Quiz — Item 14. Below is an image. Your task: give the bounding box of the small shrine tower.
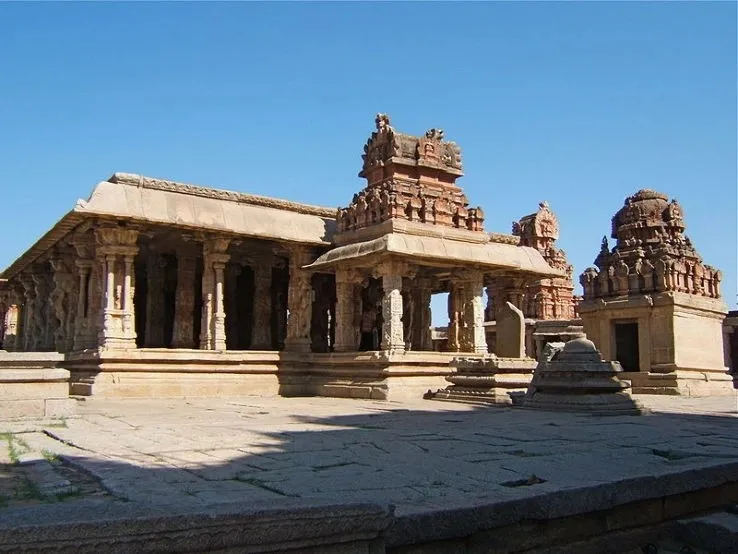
[579,189,729,395]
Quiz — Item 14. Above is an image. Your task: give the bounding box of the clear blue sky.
[1,2,736,324]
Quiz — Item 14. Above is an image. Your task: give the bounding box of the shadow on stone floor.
[0,400,737,553]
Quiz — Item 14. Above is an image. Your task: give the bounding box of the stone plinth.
[428,355,537,405]
[523,338,644,415]
[0,352,75,419]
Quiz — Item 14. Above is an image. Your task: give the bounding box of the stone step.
[675,509,738,552]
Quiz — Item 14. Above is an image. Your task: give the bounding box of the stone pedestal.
[200,238,230,351]
[523,338,644,415]
[284,246,313,353]
[429,355,537,405]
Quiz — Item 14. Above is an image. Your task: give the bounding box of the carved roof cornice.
[109,173,337,219]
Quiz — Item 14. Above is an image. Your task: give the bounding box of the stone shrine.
[523,337,644,415]
[579,189,730,395]
[0,114,562,403]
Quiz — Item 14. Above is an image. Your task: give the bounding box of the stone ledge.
[0,501,392,554]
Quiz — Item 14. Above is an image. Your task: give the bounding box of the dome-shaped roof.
[611,189,685,242]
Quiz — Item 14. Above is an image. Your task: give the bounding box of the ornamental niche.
[580,189,721,300]
[337,114,484,234]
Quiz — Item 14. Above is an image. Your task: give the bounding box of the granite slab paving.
[1,394,737,520]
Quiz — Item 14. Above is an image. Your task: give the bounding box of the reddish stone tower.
[512,201,577,320]
[336,114,485,235]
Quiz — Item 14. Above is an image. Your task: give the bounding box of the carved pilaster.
[172,251,197,348]
[251,256,274,350]
[334,268,363,352]
[284,246,314,353]
[200,237,231,350]
[95,226,139,350]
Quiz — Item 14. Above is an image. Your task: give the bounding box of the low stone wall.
[0,352,75,419]
[0,501,392,553]
[0,462,736,552]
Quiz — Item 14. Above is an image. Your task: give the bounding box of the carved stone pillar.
[199,238,231,350]
[172,251,197,348]
[2,286,21,351]
[412,277,433,351]
[458,271,487,354]
[251,256,273,350]
[49,256,76,352]
[95,226,139,350]
[334,268,362,352]
[377,262,405,353]
[19,275,36,352]
[284,246,314,353]
[31,272,54,351]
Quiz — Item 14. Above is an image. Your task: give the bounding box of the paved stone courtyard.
[1,394,737,518]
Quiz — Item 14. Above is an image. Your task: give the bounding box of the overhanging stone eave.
[0,208,89,280]
[304,233,564,279]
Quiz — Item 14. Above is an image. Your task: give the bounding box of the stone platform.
[0,352,76,419]
[428,355,537,405]
[63,349,461,401]
[0,394,737,552]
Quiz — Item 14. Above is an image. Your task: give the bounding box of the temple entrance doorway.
[614,322,640,372]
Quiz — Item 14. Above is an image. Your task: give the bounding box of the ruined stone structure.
[579,190,730,396]
[0,115,561,401]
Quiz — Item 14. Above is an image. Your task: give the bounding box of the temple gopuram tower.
[579,189,730,396]
[512,201,577,321]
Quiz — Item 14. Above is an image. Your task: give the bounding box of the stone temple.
[0,115,563,405]
[0,115,732,413]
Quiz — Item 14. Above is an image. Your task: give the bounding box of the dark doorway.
[224,263,254,350]
[614,322,640,372]
[134,260,148,348]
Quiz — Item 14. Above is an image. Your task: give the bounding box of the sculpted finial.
[539,200,550,210]
[375,113,392,132]
[425,128,444,140]
[600,235,609,254]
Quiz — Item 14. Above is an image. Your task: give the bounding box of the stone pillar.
[172,251,197,348]
[458,271,487,354]
[49,256,76,352]
[73,259,93,350]
[334,269,362,352]
[447,283,462,353]
[19,275,36,352]
[95,226,139,350]
[2,287,21,351]
[377,262,405,353]
[284,246,314,353]
[251,256,274,350]
[412,277,433,351]
[200,238,231,350]
[31,272,54,351]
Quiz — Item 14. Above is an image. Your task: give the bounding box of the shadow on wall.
[0,403,737,552]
